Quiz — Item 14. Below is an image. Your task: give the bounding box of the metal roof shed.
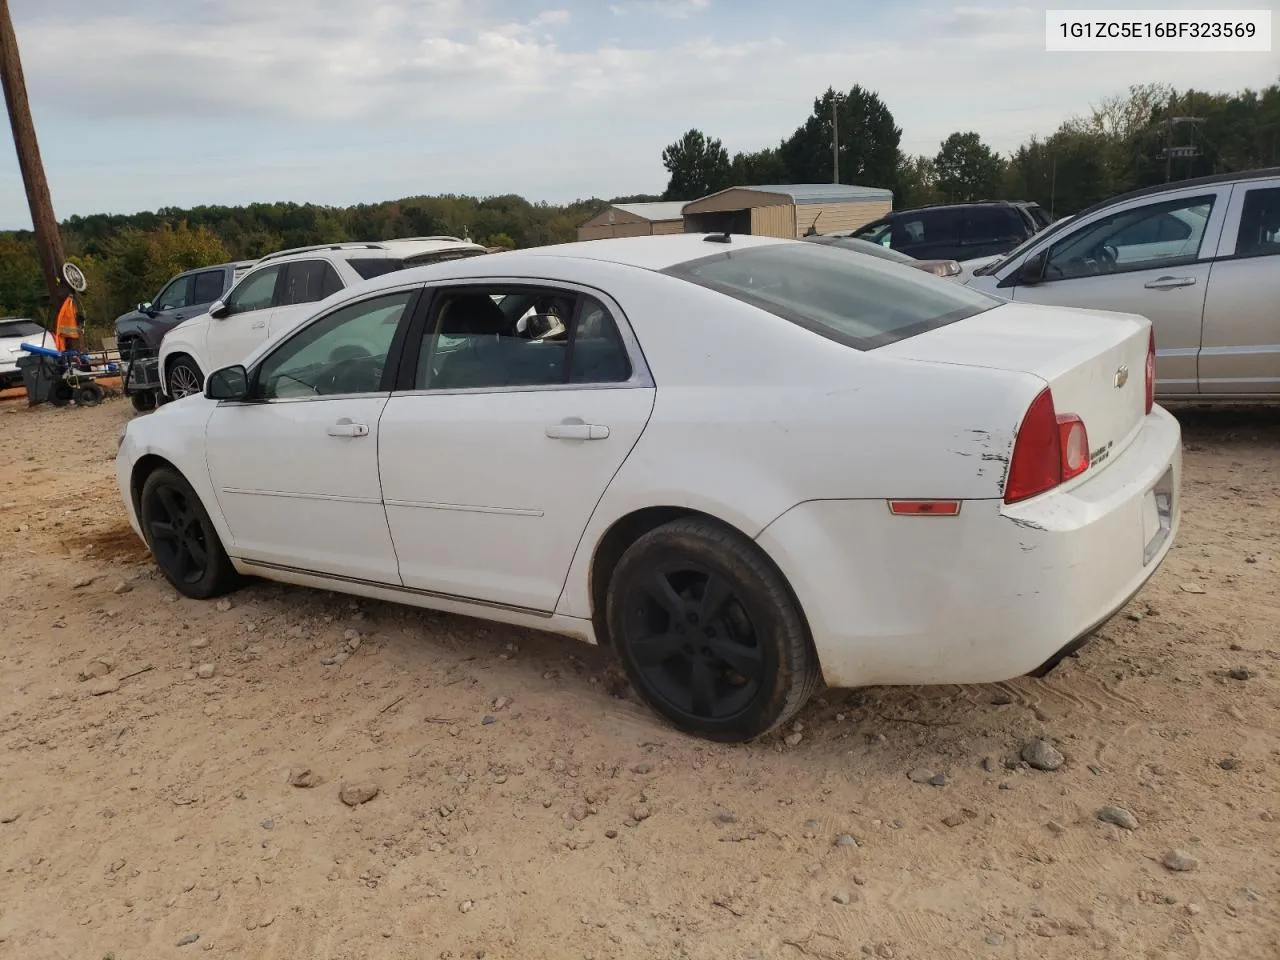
[682,183,894,239]
[577,201,688,241]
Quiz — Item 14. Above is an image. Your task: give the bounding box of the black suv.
[115,260,255,410]
[845,201,1052,263]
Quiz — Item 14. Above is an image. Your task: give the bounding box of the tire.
[49,380,74,407]
[139,466,241,600]
[130,390,158,413]
[606,517,821,742]
[76,383,104,406]
[167,356,204,399]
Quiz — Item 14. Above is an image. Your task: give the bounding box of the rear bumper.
[755,405,1182,688]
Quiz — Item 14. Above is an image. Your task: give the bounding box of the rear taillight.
[1004,388,1089,504]
[1144,327,1155,415]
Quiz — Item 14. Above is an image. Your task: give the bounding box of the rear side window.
[961,208,1025,243]
[665,242,1000,350]
[1235,186,1280,257]
[349,258,407,280]
[191,270,225,304]
[280,260,344,305]
[892,211,958,248]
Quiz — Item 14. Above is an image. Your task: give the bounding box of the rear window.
[349,258,407,280]
[664,242,999,350]
[0,319,45,338]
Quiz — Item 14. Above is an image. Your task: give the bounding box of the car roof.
[486,232,790,271]
[255,237,487,265]
[1069,166,1280,221]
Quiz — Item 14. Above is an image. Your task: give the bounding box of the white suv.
[158,237,489,398]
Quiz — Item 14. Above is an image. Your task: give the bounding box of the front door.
[204,289,420,582]
[1199,179,1280,395]
[1007,188,1230,395]
[378,285,655,612]
[205,263,283,372]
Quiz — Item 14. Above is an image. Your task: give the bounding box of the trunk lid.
[879,301,1151,473]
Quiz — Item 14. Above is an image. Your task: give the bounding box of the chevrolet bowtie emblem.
[1114,365,1129,388]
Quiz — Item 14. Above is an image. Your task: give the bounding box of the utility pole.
[0,0,68,321]
[832,96,839,184]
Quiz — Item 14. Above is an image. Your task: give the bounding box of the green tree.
[778,86,901,186]
[729,147,787,184]
[661,129,732,200]
[894,154,941,208]
[933,132,1006,202]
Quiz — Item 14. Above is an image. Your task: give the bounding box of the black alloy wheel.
[607,517,820,742]
[139,467,240,599]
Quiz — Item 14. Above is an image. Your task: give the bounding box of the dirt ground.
[0,395,1277,960]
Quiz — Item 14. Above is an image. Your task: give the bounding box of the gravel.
[1097,805,1139,830]
[1021,739,1064,771]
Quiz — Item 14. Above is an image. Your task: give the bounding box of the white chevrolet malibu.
[116,233,1181,742]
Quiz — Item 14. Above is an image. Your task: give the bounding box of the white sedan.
[116,233,1182,742]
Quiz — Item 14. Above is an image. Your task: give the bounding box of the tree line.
[1,78,1275,336]
[661,80,1279,215]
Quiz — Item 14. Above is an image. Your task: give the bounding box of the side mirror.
[1014,250,1048,286]
[208,300,228,319]
[205,365,250,401]
[137,301,156,316]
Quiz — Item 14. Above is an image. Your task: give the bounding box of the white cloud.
[610,0,711,18]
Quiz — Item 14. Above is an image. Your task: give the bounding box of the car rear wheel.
[167,356,204,399]
[130,390,158,413]
[140,467,240,599]
[606,517,820,742]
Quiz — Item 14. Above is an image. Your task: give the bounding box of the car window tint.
[962,208,1024,243]
[1235,186,1280,257]
[154,276,191,311]
[224,266,282,315]
[892,211,957,248]
[256,291,414,400]
[666,242,999,350]
[280,260,342,306]
[349,258,407,281]
[0,319,45,338]
[417,288,575,390]
[1045,195,1215,281]
[191,270,225,304]
[569,297,631,384]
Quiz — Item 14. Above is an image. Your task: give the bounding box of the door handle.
[1144,276,1196,290]
[546,421,610,441]
[251,319,266,329]
[327,418,369,438]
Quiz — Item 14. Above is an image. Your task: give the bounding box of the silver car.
[964,168,1280,400]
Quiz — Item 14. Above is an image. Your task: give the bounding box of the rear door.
[1199,178,1280,396]
[377,282,655,613]
[958,207,1029,260]
[1003,185,1231,395]
[188,268,228,318]
[892,210,962,261]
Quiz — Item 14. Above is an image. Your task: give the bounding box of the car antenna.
[704,231,732,244]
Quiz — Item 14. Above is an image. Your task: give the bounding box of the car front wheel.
[167,356,204,399]
[140,466,240,599]
[606,517,820,742]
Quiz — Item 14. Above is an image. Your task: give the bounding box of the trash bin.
[16,353,62,406]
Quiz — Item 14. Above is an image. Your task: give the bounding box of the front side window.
[414,287,632,390]
[255,291,415,400]
[224,265,282,316]
[1235,186,1280,258]
[279,260,343,306]
[154,276,191,311]
[666,242,999,350]
[191,270,225,304]
[1044,195,1215,281]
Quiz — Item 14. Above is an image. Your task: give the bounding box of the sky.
[1,0,1276,228]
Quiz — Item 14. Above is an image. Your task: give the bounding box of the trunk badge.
[1114,365,1129,388]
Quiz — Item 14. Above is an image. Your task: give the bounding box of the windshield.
[850,221,892,245]
[0,319,45,339]
[664,242,1000,350]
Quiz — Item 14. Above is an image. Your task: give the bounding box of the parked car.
[804,233,962,278]
[844,200,1051,263]
[0,317,54,390]
[117,233,1181,742]
[964,168,1280,399]
[157,237,490,398]
[115,260,258,411]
